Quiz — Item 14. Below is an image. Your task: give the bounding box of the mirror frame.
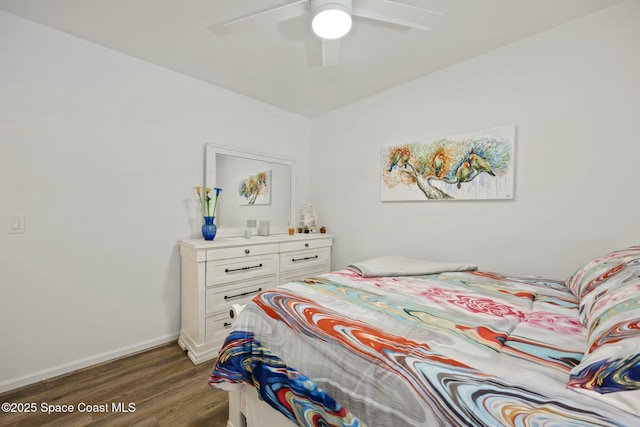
[205,144,296,237]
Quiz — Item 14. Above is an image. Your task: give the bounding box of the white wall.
[0,11,310,392]
[311,1,640,280]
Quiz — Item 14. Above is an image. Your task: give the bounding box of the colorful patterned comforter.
[209,270,639,426]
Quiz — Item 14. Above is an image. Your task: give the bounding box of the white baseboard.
[0,333,179,394]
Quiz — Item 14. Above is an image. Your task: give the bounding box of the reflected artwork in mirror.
[205,144,295,237]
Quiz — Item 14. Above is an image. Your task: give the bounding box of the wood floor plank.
[0,343,228,427]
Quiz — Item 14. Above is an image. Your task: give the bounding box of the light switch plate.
[7,215,25,234]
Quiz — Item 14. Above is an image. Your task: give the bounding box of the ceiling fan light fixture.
[312,0,352,40]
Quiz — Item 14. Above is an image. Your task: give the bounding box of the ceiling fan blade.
[353,0,443,30]
[210,0,309,36]
[304,38,341,67]
[304,38,323,67]
[321,39,341,66]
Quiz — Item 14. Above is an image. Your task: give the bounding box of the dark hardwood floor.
[0,343,228,427]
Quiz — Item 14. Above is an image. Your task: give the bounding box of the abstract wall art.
[238,170,271,205]
[381,124,515,201]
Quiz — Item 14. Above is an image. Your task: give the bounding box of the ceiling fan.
[210,0,443,66]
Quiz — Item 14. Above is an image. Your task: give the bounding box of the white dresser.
[178,233,333,364]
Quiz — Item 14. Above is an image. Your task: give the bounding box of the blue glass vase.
[202,216,217,241]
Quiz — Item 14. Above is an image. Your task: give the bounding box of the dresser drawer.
[279,237,332,253]
[205,311,234,344]
[206,254,278,286]
[280,246,330,273]
[207,243,279,261]
[280,266,330,285]
[206,275,277,315]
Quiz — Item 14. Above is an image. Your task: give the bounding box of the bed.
[209,247,640,426]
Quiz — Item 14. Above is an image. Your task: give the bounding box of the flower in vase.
[195,186,222,217]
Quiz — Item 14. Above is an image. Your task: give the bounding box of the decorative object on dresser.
[201,216,217,241]
[178,233,333,364]
[300,204,319,233]
[195,186,222,240]
[257,220,270,236]
[244,219,256,239]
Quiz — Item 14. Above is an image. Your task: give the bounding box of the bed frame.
[227,387,295,427]
[224,303,295,427]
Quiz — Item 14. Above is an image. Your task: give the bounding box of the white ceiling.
[0,0,623,117]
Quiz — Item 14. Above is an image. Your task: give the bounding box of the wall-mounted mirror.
[205,144,295,236]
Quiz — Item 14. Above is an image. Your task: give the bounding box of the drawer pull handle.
[245,249,250,254]
[224,288,262,301]
[292,255,319,262]
[225,263,263,273]
[224,322,232,328]
[305,243,309,248]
